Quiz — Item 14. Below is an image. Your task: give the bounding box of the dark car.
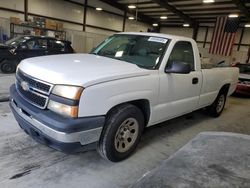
[0,36,74,73]
[233,63,250,96]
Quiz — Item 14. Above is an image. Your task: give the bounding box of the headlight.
[52,85,84,100]
[48,100,78,118]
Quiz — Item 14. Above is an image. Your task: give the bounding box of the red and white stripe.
[209,16,236,56]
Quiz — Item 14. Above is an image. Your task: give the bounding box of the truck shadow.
[231,93,250,99]
[138,109,213,150]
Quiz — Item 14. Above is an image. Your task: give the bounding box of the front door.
[156,41,202,123]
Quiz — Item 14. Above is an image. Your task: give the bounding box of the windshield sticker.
[148,37,168,44]
[115,51,124,57]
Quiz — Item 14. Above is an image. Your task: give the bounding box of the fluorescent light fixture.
[245,24,250,27]
[160,16,167,20]
[128,5,136,9]
[128,16,135,20]
[183,23,190,27]
[152,23,158,27]
[228,14,239,18]
[203,0,215,3]
[96,7,103,11]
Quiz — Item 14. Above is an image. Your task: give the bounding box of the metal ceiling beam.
[159,20,217,24]
[173,2,233,8]
[138,10,174,13]
[138,7,237,12]
[179,7,238,12]
[138,7,238,14]
[136,6,162,10]
[189,12,241,16]
[151,0,196,25]
[99,0,156,24]
[232,0,250,20]
[120,1,154,5]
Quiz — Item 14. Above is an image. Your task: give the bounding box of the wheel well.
[220,84,230,95]
[129,99,150,126]
[107,99,151,127]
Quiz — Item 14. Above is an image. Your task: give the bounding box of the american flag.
[209,16,239,56]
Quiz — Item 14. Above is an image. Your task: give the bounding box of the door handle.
[192,77,199,84]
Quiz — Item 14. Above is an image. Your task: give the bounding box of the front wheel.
[207,92,227,117]
[97,104,144,162]
[0,60,16,73]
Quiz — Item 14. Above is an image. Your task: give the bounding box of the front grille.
[17,83,47,108]
[17,70,51,94]
[16,70,53,109]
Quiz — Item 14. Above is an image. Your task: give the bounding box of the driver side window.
[168,41,195,71]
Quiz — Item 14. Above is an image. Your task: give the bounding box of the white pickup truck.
[10,32,239,162]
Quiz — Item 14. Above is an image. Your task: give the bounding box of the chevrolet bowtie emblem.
[21,81,29,91]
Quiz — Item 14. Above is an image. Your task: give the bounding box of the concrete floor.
[0,73,15,100]
[132,132,250,188]
[0,74,250,187]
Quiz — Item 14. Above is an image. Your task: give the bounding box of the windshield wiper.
[135,64,151,70]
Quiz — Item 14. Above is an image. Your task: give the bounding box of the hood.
[18,54,150,87]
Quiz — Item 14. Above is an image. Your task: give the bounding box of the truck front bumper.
[10,85,105,153]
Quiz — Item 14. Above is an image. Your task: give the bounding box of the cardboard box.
[34,28,41,36]
[57,22,63,30]
[45,19,57,30]
[10,17,21,24]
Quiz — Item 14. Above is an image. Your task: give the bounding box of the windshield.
[92,34,169,69]
[5,36,31,48]
[236,64,250,75]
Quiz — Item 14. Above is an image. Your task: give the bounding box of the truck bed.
[198,67,239,108]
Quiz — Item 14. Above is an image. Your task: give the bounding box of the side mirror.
[165,61,191,74]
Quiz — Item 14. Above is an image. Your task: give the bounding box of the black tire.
[97,104,144,162]
[1,60,16,74]
[207,91,227,117]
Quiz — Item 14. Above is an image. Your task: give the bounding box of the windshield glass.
[92,34,169,69]
[236,64,250,74]
[5,36,31,47]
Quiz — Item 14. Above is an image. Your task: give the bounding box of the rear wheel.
[97,104,144,162]
[207,91,227,117]
[0,60,16,73]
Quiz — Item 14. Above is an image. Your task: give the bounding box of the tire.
[1,60,16,74]
[207,91,227,117]
[97,104,144,162]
